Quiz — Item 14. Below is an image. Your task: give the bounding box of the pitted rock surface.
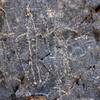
[0,0,100,100]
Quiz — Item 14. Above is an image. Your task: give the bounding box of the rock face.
[0,0,100,100]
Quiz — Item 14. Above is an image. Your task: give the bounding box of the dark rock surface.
[0,0,100,100]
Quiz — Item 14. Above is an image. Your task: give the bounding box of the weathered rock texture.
[0,0,100,100]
